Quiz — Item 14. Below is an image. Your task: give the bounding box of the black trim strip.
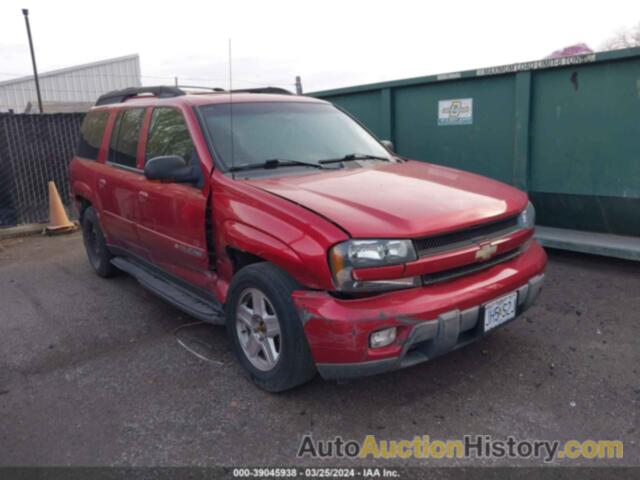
[105,161,143,174]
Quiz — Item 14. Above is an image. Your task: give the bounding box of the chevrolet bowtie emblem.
[475,243,497,261]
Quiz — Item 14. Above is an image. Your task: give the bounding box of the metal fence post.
[513,71,532,192]
[380,88,394,143]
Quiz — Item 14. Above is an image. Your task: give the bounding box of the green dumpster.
[311,48,640,260]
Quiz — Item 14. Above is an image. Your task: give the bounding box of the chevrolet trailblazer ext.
[70,86,546,391]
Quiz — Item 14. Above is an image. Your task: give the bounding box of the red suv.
[70,86,546,391]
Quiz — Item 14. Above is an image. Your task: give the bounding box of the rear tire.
[225,262,316,392]
[81,206,118,278]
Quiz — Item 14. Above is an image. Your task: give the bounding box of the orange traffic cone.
[45,180,77,235]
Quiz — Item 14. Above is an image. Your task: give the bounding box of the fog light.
[370,327,397,348]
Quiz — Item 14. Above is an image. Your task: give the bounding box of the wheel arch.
[71,179,97,223]
[221,220,327,290]
[75,195,92,222]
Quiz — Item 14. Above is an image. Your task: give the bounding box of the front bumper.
[316,273,544,380]
[292,240,547,380]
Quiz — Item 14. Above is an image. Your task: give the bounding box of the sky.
[0,0,638,93]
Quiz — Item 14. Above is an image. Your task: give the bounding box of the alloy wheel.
[235,288,282,371]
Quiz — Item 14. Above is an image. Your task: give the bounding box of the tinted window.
[76,111,109,160]
[108,108,145,168]
[145,107,195,164]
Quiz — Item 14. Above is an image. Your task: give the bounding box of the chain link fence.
[0,113,84,227]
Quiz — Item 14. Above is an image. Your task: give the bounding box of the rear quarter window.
[76,111,109,161]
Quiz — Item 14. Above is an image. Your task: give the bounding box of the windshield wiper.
[318,153,390,165]
[228,158,330,172]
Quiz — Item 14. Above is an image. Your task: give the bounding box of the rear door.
[96,107,147,257]
[71,109,110,208]
[136,106,211,288]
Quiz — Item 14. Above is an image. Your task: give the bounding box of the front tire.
[225,263,316,392]
[81,206,118,278]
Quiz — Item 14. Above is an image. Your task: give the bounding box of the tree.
[600,21,640,50]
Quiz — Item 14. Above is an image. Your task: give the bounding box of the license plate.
[484,292,517,332]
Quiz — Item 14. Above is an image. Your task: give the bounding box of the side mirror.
[381,140,395,152]
[144,155,199,183]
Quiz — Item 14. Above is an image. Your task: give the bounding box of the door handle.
[98,178,106,188]
[138,191,149,201]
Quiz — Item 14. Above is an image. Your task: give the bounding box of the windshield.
[198,102,392,171]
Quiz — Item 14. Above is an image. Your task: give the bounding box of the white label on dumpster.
[438,98,473,126]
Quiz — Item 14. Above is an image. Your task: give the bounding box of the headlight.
[518,201,536,229]
[329,239,419,292]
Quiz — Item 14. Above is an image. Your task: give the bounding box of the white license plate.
[484,292,517,332]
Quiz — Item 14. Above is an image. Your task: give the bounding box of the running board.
[111,257,225,325]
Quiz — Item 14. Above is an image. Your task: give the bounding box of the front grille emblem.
[475,243,497,261]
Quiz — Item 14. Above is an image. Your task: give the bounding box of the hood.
[247,160,528,238]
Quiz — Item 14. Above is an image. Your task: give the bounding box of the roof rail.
[94,85,294,105]
[230,87,292,95]
[184,86,293,95]
[178,85,226,92]
[95,86,185,106]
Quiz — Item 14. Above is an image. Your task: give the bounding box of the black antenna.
[228,38,235,178]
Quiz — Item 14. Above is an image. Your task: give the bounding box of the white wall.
[0,54,141,113]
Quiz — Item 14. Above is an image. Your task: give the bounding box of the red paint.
[404,228,534,276]
[70,91,547,371]
[248,160,528,238]
[295,241,547,364]
[352,264,406,281]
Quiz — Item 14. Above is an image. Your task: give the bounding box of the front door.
[136,106,211,289]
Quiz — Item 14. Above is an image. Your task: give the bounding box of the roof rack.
[95,85,294,106]
[178,85,226,92]
[229,87,292,95]
[180,86,293,95]
[95,86,185,106]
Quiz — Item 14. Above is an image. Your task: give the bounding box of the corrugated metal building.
[0,54,141,113]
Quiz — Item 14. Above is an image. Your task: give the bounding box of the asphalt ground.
[0,232,638,467]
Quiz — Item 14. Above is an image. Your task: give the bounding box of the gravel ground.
[0,232,638,467]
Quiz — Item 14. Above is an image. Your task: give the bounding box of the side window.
[145,107,195,165]
[108,108,145,169]
[76,111,109,160]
